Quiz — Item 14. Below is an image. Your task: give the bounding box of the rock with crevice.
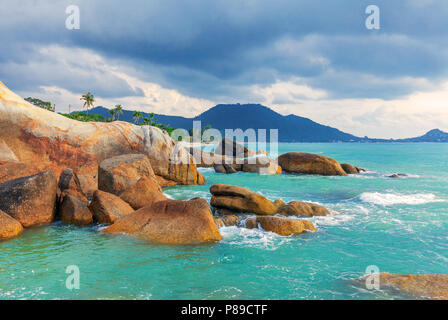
[210,184,281,215]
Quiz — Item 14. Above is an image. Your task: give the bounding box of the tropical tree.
[142,117,151,126]
[132,111,142,124]
[80,92,95,114]
[149,112,156,125]
[109,109,116,121]
[114,104,123,120]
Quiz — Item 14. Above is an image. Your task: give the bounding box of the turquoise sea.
[1,143,447,299]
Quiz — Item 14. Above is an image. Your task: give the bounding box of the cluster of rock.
[209,184,329,236]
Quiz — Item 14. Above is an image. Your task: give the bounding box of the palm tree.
[149,112,155,126]
[142,117,151,126]
[80,92,95,114]
[109,109,116,121]
[132,111,142,124]
[114,104,123,121]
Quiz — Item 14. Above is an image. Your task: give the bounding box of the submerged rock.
[60,194,93,226]
[210,184,280,215]
[0,170,57,227]
[256,216,316,236]
[360,273,448,300]
[278,201,329,217]
[214,214,239,227]
[103,198,222,245]
[119,176,167,210]
[89,190,134,224]
[277,152,347,176]
[0,209,23,240]
[98,154,160,196]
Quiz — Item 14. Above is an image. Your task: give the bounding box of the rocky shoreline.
[0,81,446,300]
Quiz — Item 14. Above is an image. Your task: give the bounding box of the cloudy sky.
[1,0,447,138]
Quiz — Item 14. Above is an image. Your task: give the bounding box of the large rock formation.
[241,157,282,175]
[59,194,93,226]
[278,201,329,217]
[0,161,42,184]
[0,170,57,227]
[257,216,316,236]
[89,190,134,224]
[0,209,23,240]
[210,184,281,215]
[103,198,222,245]
[0,140,19,162]
[360,273,448,300]
[277,152,347,176]
[0,81,204,186]
[119,176,167,210]
[98,154,160,195]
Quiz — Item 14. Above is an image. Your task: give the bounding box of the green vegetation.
[24,97,55,111]
[26,93,176,135]
[62,112,107,122]
[80,92,95,114]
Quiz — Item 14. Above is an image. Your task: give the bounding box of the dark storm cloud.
[1,0,447,100]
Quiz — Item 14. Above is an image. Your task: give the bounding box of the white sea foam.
[360,192,442,206]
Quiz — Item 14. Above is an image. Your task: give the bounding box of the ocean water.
[1,143,447,300]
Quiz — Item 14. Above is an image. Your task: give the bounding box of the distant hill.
[396,129,448,142]
[86,104,447,142]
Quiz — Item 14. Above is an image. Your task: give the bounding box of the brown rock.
[120,176,167,210]
[210,184,280,215]
[60,194,93,226]
[77,174,98,199]
[0,170,57,227]
[0,161,42,184]
[0,81,204,187]
[0,140,19,162]
[360,273,448,300]
[277,152,347,176]
[256,216,315,236]
[58,168,88,204]
[278,201,330,217]
[214,214,239,227]
[243,217,258,229]
[241,157,282,175]
[98,154,161,195]
[103,198,222,244]
[341,163,360,174]
[89,190,134,224]
[0,209,23,240]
